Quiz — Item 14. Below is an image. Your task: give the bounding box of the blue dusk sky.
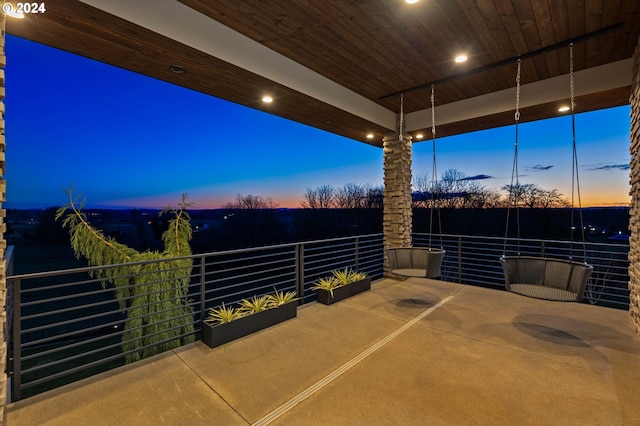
[5,35,631,210]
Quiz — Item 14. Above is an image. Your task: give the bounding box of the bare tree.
[412,173,436,208]
[465,185,502,208]
[363,185,384,209]
[224,194,278,209]
[301,184,335,208]
[501,183,568,208]
[335,183,366,208]
[414,168,499,209]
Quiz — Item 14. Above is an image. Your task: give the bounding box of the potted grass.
[312,268,371,305]
[201,289,298,348]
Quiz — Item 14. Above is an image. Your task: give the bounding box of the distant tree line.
[301,183,384,209]
[413,168,568,209]
[220,168,568,212]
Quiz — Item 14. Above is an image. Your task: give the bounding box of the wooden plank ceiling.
[6,0,640,147]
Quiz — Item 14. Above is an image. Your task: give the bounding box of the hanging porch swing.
[500,45,593,302]
[387,87,445,279]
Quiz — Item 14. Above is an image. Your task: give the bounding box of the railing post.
[199,255,206,323]
[541,241,545,257]
[295,244,305,302]
[458,237,463,283]
[11,278,20,402]
[355,237,360,270]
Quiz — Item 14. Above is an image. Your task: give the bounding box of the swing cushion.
[500,256,593,302]
[387,247,445,279]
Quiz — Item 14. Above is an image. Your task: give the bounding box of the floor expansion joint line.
[251,294,454,426]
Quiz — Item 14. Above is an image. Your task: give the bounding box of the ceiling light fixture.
[558,106,570,112]
[415,133,424,139]
[169,65,186,74]
[366,133,374,139]
[405,0,419,4]
[262,96,273,103]
[454,54,468,63]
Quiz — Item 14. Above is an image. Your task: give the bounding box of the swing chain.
[515,59,521,122]
[399,93,404,143]
[431,84,436,139]
[431,84,437,184]
[570,43,575,113]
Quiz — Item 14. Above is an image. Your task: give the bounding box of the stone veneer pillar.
[629,35,640,335]
[383,130,412,276]
[0,12,6,420]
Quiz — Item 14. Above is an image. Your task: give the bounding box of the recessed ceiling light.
[405,0,419,3]
[366,133,374,139]
[169,65,186,74]
[558,106,570,112]
[454,54,468,63]
[262,96,273,103]
[415,133,424,139]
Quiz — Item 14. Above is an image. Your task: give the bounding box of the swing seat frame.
[500,255,593,302]
[387,247,445,279]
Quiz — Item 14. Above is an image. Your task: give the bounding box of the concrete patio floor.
[7,277,640,425]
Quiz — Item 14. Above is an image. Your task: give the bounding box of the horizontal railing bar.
[22,309,123,336]
[206,272,296,293]
[204,263,295,282]
[22,327,196,388]
[9,234,383,281]
[204,250,295,270]
[22,319,123,349]
[23,317,196,373]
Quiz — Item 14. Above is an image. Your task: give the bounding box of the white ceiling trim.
[79,0,397,130]
[405,59,632,132]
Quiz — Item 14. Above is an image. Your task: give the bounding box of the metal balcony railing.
[5,234,384,401]
[3,232,629,401]
[413,233,630,309]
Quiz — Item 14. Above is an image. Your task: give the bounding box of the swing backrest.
[500,256,593,302]
[387,247,445,278]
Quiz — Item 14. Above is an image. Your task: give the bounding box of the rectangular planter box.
[316,277,372,305]
[201,301,297,348]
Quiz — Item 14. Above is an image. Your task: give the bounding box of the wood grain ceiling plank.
[392,1,482,109]
[583,0,603,68]
[531,1,561,76]
[413,0,511,99]
[612,1,640,62]
[458,0,509,93]
[472,0,528,90]
[302,0,404,99]
[473,0,518,58]
[192,0,408,104]
[322,0,452,108]
[409,0,471,64]
[511,0,549,80]
[596,1,619,65]
[548,0,571,76]
[566,0,586,71]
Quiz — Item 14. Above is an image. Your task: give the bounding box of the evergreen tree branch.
[56,188,196,363]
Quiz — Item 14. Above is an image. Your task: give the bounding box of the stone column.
[0,12,6,418]
[383,127,412,277]
[629,35,640,335]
